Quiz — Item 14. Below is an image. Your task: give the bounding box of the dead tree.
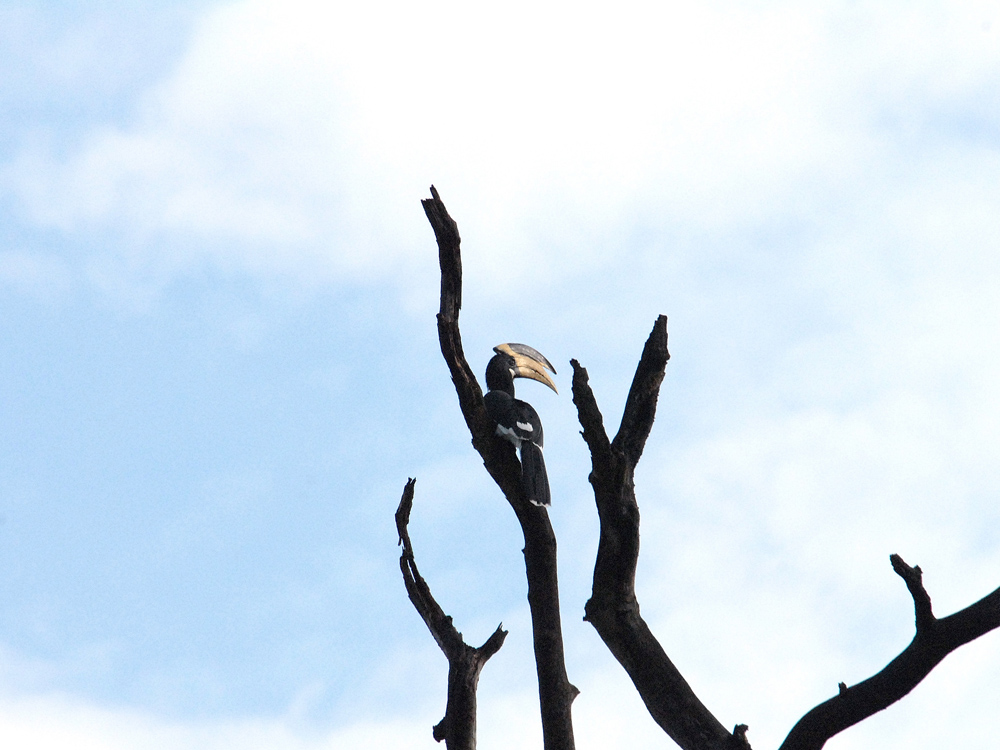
[398,186,1000,750]
[401,186,578,750]
[395,478,507,750]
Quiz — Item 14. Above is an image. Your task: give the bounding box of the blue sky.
[2,1,1000,748]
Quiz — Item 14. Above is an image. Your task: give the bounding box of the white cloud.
[0,693,439,750]
[6,638,996,750]
[4,1,1000,746]
[6,0,1000,296]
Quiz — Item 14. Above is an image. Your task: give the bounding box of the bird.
[484,343,558,507]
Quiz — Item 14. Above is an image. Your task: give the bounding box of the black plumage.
[484,343,557,507]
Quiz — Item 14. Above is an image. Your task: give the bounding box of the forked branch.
[412,187,1000,750]
[396,478,507,750]
[572,320,1000,750]
[778,555,1000,750]
[571,320,748,750]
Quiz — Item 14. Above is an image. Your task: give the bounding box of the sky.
[2,1,1000,748]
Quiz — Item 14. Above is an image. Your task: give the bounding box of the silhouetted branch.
[421,187,578,750]
[778,556,1000,750]
[422,186,491,447]
[396,478,507,750]
[890,554,934,632]
[416,188,1000,750]
[613,315,670,466]
[571,319,748,750]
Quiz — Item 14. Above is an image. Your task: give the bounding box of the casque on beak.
[494,343,558,394]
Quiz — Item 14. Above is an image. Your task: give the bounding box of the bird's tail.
[520,441,551,507]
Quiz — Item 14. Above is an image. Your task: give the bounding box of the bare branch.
[613,314,670,466]
[422,187,578,750]
[890,553,934,633]
[572,319,744,750]
[421,187,493,448]
[396,478,508,750]
[778,556,1000,750]
[570,358,611,466]
[416,187,1000,750]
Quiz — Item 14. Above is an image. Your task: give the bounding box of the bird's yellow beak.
[494,343,558,394]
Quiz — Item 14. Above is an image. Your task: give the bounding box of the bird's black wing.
[485,391,550,506]
[512,398,549,506]
[512,398,543,447]
[486,391,543,446]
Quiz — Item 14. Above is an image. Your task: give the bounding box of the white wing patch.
[496,424,519,440]
[516,421,533,432]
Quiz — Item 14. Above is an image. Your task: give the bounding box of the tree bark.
[414,186,1000,750]
[778,555,1000,750]
[396,478,507,749]
[571,318,1000,750]
[571,318,749,750]
[421,186,578,750]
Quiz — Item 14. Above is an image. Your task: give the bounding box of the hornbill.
[484,343,558,507]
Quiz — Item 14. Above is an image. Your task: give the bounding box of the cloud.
[4,636,998,750]
[6,0,999,298]
[0,692,440,750]
[3,1,1000,746]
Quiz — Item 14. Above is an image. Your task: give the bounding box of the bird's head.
[491,343,558,394]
